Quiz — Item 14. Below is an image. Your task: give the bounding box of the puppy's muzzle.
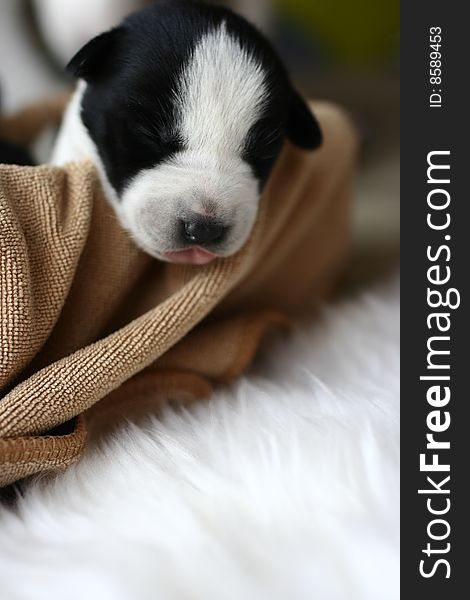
[181,215,228,247]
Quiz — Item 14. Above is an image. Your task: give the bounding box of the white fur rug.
[0,277,399,600]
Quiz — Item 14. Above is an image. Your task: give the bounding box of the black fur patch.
[67,0,322,195]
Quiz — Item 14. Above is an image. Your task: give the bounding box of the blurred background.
[0,0,399,286]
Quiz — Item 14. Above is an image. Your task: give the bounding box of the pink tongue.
[164,248,217,265]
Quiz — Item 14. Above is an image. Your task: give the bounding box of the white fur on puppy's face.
[118,25,268,260]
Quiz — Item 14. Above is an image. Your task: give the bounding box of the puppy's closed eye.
[136,124,183,153]
[244,119,284,183]
[125,103,184,153]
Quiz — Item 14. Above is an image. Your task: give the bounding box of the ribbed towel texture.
[0,99,357,487]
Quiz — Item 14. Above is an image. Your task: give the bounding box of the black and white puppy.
[52,0,322,265]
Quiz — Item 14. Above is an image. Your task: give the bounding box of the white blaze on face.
[177,22,268,164]
[119,23,269,260]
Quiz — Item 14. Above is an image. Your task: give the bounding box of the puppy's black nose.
[182,217,227,245]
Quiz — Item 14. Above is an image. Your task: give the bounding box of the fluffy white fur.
[51,81,94,164]
[0,277,399,600]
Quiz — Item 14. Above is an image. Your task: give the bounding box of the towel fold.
[0,98,358,487]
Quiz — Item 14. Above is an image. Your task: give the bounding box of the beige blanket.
[0,98,358,487]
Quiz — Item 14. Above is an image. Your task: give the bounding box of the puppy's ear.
[66,27,123,80]
[286,88,323,150]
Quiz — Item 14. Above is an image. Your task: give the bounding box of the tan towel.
[0,99,358,487]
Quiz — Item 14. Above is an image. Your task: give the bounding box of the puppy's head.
[68,0,322,264]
